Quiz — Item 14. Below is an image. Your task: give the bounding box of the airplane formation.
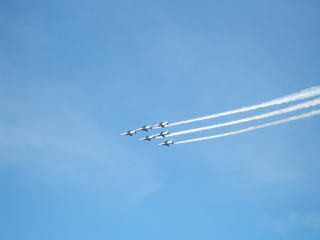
[121,87,320,146]
[121,122,174,146]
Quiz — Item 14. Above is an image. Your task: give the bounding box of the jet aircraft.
[155,131,169,138]
[139,135,154,141]
[121,130,137,136]
[153,121,169,128]
[158,140,174,146]
[137,125,152,132]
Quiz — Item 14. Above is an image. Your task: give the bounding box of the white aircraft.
[158,140,174,147]
[153,121,169,128]
[139,135,154,141]
[121,130,137,136]
[137,125,152,132]
[155,131,169,138]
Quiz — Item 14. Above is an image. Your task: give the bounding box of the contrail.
[168,86,320,127]
[175,109,320,145]
[163,98,320,138]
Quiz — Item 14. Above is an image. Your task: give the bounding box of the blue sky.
[1,0,320,239]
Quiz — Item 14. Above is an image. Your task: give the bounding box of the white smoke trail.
[165,98,320,138]
[168,86,320,127]
[175,109,320,145]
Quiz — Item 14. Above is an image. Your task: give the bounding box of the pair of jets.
[120,124,153,136]
[139,131,169,141]
[121,121,168,136]
[139,134,173,146]
[139,135,173,146]
[121,121,174,146]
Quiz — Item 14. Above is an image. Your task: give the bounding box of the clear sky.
[1,0,320,239]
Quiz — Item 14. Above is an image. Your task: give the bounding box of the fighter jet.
[139,135,154,141]
[137,125,152,132]
[155,131,169,138]
[121,130,137,136]
[158,140,174,147]
[153,121,169,128]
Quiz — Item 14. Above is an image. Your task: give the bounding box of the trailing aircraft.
[158,140,174,147]
[139,135,154,141]
[155,131,169,138]
[153,121,168,128]
[137,125,152,132]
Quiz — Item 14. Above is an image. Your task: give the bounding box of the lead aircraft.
[121,130,137,136]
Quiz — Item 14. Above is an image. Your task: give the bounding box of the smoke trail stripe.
[175,109,320,144]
